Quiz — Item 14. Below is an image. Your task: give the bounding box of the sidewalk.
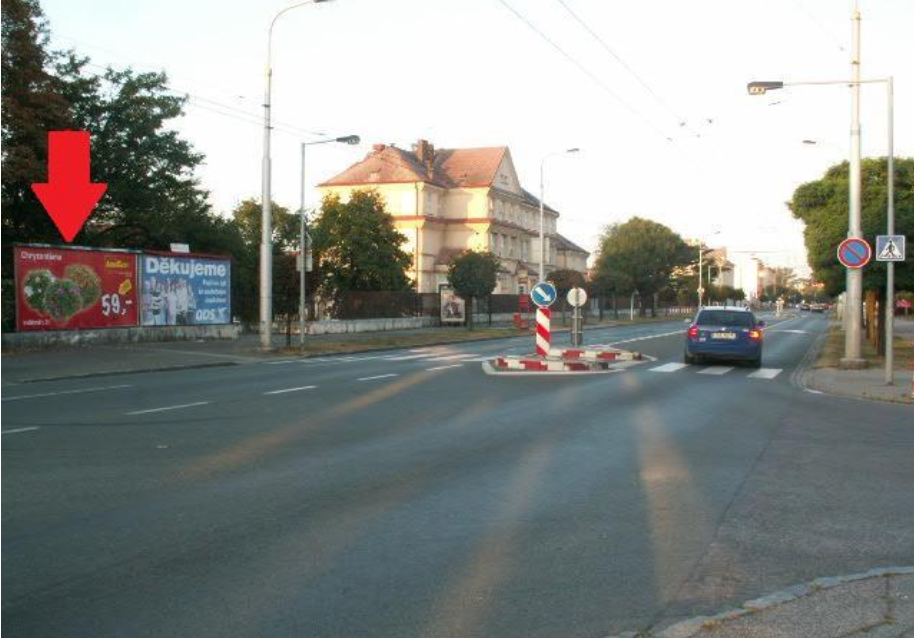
[803,318,914,405]
[609,567,914,638]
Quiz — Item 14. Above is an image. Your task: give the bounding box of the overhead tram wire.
[494,0,674,145]
[552,0,702,138]
[789,0,847,55]
[56,35,329,140]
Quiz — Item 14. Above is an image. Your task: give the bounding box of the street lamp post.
[260,0,331,351]
[298,134,360,352]
[539,148,579,281]
[747,73,893,370]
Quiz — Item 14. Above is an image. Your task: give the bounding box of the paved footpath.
[609,567,914,638]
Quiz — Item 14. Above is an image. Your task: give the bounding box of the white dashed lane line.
[126,401,211,416]
[3,384,134,402]
[357,374,399,382]
[2,427,41,435]
[426,364,463,372]
[264,385,317,395]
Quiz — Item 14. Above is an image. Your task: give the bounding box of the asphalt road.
[3,313,913,637]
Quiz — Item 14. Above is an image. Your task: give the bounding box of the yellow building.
[318,139,589,294]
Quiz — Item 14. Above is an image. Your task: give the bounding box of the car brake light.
[749,328,763,341]
[687,325,699,339]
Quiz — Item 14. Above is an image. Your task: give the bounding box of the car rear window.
[696,310,755,327]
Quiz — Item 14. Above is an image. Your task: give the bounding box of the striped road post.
[536,308,551,357]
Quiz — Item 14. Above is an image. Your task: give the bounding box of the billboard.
[15,245,139,331]
[140,253,231,326]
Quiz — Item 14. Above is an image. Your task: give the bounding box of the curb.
[11,361,239,384]
[605,566,914,638]
[793,322,914,405]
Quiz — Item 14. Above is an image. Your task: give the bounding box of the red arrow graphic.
[31,131,107,243]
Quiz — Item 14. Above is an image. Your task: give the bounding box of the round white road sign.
[566,287,588,307]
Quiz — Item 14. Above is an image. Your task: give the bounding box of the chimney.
[415,139,435,177]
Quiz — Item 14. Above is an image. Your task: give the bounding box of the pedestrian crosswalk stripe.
[697,366,735,375]
[426,353,476,361]
[747,368,782,380]
[649,363,690,373]
[385,353,437,361]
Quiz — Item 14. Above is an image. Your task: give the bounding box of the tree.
[311,190,413,298]
[230,198,303,329]
[547,268,585,324]
[232,197,300,251]
[593,217,693,316]
[1,0,72,248]
[447,250,501,329]
[789,157,914,297]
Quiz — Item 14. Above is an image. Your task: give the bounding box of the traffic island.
[482,347,646,376]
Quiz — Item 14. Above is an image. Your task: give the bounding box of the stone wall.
[3,324,241,352]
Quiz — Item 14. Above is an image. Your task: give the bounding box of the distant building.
[318,139,589,294]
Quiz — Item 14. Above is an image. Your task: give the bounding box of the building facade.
[318,139,589,294]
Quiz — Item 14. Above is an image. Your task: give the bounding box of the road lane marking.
[769,329,810,334]
[697,366,734,375]
[609,330,683,346]
[264,385,317,395]
[356,374,398,382]
[426,354,476,361]
[127,401,211,415]
[2,384,134,402]
[805,388,824,395]
[385,353,436,361]
[649,363,689,373]
[2,427,41,435]
[427,364,463,371]
[265,360,298,365]
[748,368,783,380]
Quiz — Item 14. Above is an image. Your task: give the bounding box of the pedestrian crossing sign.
[876,235,906,262]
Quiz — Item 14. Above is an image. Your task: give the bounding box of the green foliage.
[547,268,585,294]
[229,199,304,327]
[593,217,692,299]
[311,190,413,297]
[708,285,745,303]
[2,0,241,252]
[448,250,501,300]
[447,250,501,328]
[2,0,72,245]
[789,157,914,296]
[232,198,300,252]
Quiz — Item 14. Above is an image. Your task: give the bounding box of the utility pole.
[842,4,866,368]
[884,76,895,384]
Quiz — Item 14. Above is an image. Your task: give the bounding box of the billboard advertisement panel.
[439,284,466,324]
[140,253,231,326]
[15,245,139,331]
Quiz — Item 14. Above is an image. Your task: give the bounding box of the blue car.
[684,307,764,367]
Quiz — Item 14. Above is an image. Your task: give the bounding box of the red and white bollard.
[535,307,551,357]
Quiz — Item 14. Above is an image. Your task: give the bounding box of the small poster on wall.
[439,284,466,324]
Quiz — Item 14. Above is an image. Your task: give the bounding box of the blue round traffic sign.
[530,281,557,308]
[837,237,872,269]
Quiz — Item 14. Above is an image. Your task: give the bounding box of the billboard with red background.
[15,245,139,331]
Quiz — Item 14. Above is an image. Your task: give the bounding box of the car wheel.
[684,351,696,365]
[749,356,762,368]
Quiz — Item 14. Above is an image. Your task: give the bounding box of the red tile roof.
[320,141,507,189]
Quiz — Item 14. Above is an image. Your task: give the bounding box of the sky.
[40,0,914,276]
